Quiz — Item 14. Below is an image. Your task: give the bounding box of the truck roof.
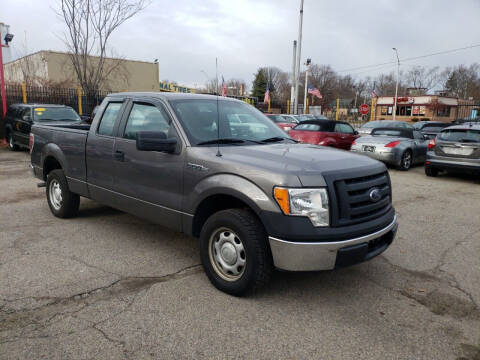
[10,103,71,108]
[108,92,242,102]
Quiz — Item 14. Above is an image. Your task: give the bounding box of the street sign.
[359,104,370,115]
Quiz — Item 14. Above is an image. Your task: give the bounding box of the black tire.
[6,132,19,151]
[425,165,439,177]
[200,209,272,296]
[46,169,80,218]
[398,150,412,171]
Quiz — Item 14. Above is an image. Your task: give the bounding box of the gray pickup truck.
[30,92,398,295]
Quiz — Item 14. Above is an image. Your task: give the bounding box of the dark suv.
[4,104,81,151]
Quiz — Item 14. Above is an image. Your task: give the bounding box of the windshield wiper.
[197,138,246,145]
[261,136,298,143]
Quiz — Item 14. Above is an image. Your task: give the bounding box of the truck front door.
[111,98,185,231]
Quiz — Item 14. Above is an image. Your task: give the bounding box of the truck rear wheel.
[46,169,80,218]
[200,209,272,296]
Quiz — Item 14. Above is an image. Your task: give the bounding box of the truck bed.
[30,123,90,188]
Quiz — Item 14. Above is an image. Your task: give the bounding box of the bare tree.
[58,0,148,95]
[405,66,440,92]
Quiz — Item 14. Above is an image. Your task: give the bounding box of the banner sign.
[159,81,196,93]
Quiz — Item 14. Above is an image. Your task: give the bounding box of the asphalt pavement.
[1,147,479,360]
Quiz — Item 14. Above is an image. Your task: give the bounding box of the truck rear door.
[110,97,185,231]
[86,99,126,202]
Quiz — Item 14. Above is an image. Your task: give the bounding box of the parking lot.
[0,147,479,360]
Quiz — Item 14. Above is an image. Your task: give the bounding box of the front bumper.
[268,215,397,271]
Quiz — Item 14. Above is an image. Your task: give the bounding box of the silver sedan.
[351,127,429,170]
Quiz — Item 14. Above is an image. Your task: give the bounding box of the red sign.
[359,104,370,115]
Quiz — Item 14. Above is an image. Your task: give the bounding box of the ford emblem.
[369,188,382,202]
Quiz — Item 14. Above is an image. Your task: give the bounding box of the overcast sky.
[3,0,480,88]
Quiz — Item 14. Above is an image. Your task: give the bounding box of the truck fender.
[41,143,68,178]
[189,174,279,216]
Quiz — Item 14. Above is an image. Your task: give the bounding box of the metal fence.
[4,84,110,117]
[455,102,480,121]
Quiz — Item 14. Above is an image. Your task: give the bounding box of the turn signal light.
[352,139,356,145]
[428,137,436,149]
[273,187,290,215]
[385,140,400,148]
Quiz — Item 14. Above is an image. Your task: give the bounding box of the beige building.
[4,50,159,91]
[374,95,465,123]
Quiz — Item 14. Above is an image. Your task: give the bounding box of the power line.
[337,43,480,73]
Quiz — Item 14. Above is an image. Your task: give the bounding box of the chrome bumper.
[268,216,398,271]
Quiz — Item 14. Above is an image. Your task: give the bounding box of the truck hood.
[215,142,386,186]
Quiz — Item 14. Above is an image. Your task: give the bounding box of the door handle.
[114,151,125,161]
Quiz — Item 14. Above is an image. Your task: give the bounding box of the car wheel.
[200,209,272,296]
[398,150,412,171]
[46,169,80,218]
[7,133,19,151]
[425,165,439,177]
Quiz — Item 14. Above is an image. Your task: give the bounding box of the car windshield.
[293,123,334,132]
[361,121,383,128]
[438,129,480,143]
[280,115,297,123]
[33,107,80,121]
[170,99,290,145]
[267,114,288,123]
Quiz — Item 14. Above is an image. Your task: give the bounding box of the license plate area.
[441,147,474,156]
[363,145,376,152]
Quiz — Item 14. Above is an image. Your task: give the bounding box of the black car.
[4,104,82,151]
[413,121,451,139]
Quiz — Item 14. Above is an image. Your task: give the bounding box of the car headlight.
[273,187,329,227]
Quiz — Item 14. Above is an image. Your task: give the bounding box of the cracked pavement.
[0,148,479,360]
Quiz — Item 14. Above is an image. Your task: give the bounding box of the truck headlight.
[273,187,329,227]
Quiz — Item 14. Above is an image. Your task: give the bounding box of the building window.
[412,106,425,116]
[437,107,451,117]
[395,105,412,116]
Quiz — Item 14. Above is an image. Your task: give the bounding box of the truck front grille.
[326,170,392,227]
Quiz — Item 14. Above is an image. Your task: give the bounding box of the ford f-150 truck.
[30,92,398,295]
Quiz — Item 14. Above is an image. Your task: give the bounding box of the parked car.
[30,92,398,295]
[357,120,413,136]
[4,103,82,151]
[280,114,299,123]
[425,124,480,177]
[351,127,428,170]
[266,113,298,132]
[292,114,316,123]
[413,121,451,139]
[289,120,359,150]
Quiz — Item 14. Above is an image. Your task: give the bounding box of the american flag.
[371,82,377,98]
[264,83,270,103]
[221,76,227,97]
[307,84,322,99]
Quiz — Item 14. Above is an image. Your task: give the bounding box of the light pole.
[294,0,304,114]
[303,58,311,114]
[290,40,297,114]
[392,48,400,121]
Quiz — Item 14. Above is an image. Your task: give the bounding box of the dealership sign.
[159,81,196,93]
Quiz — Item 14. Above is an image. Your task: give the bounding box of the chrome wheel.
[402,151,412,169]
[208,227,246,281]
[49,179,63,211]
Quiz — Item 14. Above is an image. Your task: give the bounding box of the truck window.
[98,102,122,136]
[123,103,172,140]
[335,123,354,134]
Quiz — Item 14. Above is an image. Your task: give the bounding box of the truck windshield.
[33,107,81,122]
[170,98,290,145]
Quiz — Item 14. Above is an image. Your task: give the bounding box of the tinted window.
[123,103,172,140]
[33,107,80,121]
[372,129,404,137]
[170,99,286,145]
[413,131,424,140]
[335,123,354,134]
[6,106,17,117]
[98,102,122,136]
[20,107,32,120]
[439,129,480,143]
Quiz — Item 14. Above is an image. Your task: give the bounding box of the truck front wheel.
[200,209,272,296]
[46,169,80,218]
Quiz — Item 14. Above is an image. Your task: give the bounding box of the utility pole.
[393,48,400,121]
[303,58,311,114]
[290,40,297,115]
[294,0,304,114]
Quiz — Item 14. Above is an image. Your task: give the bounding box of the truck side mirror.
[136,131,177,153]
